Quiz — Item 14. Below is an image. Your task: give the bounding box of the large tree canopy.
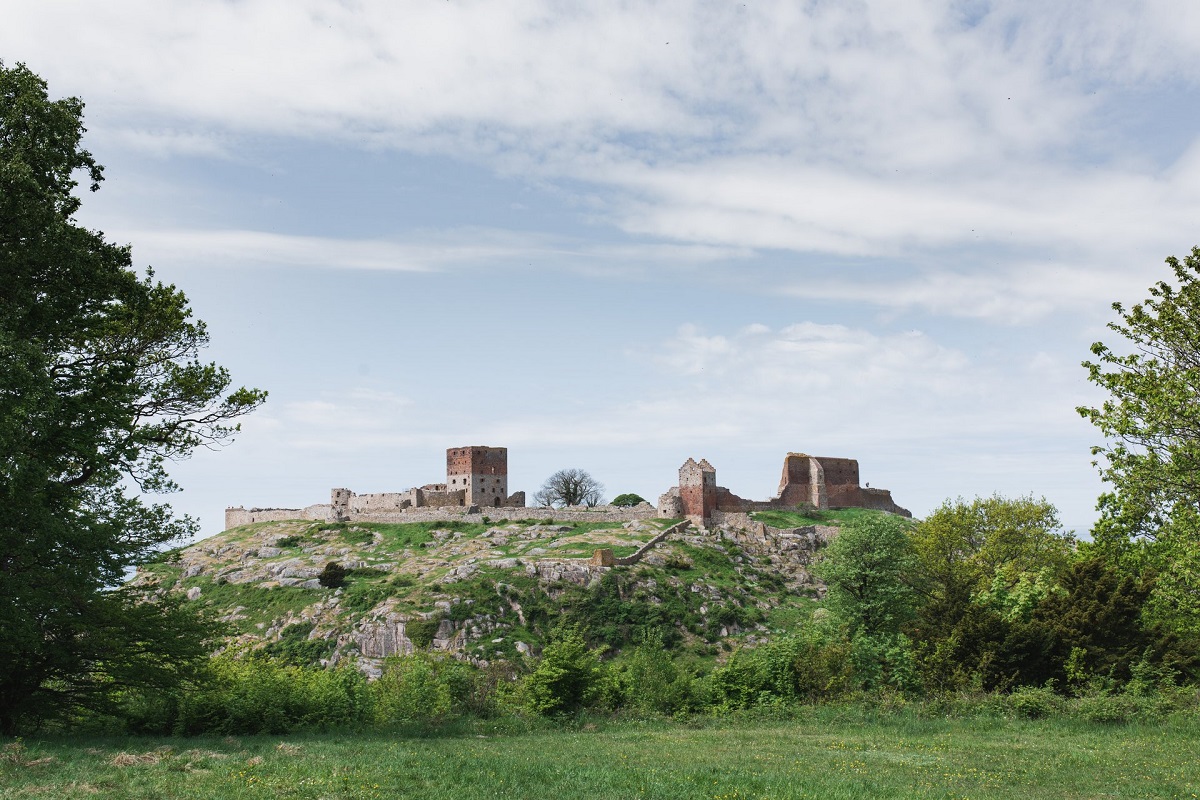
[533,468,604,508]
[0,62,265,733]
[1079,247,1200,635]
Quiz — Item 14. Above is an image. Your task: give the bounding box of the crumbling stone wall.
[657,451,910,527]
[224,506,327,529]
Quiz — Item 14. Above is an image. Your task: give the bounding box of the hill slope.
[133,509,880,672]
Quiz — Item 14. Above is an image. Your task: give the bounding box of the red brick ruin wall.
[776,455,816,506]
[816,457,862,508]
[446,446,508,477]
[680,483,716,521]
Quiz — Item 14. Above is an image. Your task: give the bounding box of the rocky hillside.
[132,509,880,675]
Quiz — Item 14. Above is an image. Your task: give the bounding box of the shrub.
[523,630,604,715]
[1006,685,1062,719]
[319,561,347,589]
[405,617,442,650]
[617,632,696,715]
[612,493,647,507]
[1074,693,1138,724]
[174,655,370,735]
[708,623,858,709]
[373,654,468,724]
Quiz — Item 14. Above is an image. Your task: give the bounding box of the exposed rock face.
[353,617,415,659]
[524,560,604,586]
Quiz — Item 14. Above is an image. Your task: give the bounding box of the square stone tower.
[446,446,508,508]
[679,457,717,526]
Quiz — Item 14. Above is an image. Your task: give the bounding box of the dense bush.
[523,630,604,715]
[318,561,347,589]
[373,653,476,724]
[174,654,371,735]
[612,633,697,715]
[262,622,336,666]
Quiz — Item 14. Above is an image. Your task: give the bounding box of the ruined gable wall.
[775,454,820,507]
[816,457,862,508]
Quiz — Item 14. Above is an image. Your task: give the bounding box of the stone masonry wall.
[226,502,660,529]
[225,506,327,529]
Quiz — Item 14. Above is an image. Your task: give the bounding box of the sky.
[6,1,1200,539]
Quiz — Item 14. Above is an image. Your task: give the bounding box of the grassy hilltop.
[133,509,872,668]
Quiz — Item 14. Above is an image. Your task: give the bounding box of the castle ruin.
[224,445,525,529]
[657,453,910,527]
[225,446,908,530]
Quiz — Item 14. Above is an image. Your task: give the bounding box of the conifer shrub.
[318,561,347,589]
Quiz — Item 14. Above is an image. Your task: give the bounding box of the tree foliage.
[814,514,919,638]
[0,62,265,733]
[1079,246,1200,635]
[910,495,1073,637]
[533,468,604,508]
[523,630,604,715]
[610,493,646,507]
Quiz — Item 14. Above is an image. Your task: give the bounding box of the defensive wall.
[225,445,909,532]
[225,502,658,530]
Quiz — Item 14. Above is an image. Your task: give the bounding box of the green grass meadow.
[4,713,1199,799]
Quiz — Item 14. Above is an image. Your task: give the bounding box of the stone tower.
[446,446,508,508]
[331,487,352,522]
[679,457,717,527]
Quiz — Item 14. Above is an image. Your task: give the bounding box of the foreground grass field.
[4,713,1199,799]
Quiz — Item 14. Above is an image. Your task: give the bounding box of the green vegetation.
[6,712,1200,799]
[1080,246,1200,638]
[0,61,263,734]
[751,507,881,528]
[183,578,319,635]
[611,493,647,506]
[318,561,347,589]
[261,623,336,667]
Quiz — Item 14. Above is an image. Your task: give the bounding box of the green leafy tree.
[907,496,1073,691]
[815,514,918,637]
[1079,246,1200,635]
[813,514,921,691]
[611,493,646,507]
[0,62,265,733]
[910,496,1073,635]
[523,629,604,715]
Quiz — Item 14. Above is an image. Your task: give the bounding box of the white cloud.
[781,261,1155,324]
[9,0,1199,313]
[121,227,551,272]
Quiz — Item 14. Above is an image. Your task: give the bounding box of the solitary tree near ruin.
[0,62,266,732]
[534,468,605,508]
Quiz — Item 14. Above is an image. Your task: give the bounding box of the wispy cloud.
[9,0,1199,313]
